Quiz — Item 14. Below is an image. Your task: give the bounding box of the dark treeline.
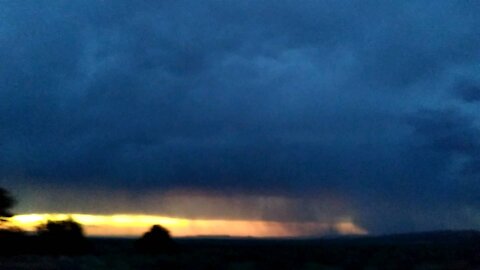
[0,221,175,255]
[0,187,175,256]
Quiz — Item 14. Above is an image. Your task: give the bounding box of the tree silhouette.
[0,187,16,221]
[136,224,176,253]
[0,187,28,255]
[36,218,90,254]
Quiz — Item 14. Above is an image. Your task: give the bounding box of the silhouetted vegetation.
[35,218,91,255]
[0,187,16,221]
[0,226,30,255]
[0,187,29,255]
[135,224,176,253]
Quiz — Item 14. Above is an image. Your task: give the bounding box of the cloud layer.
[1,0,480,233]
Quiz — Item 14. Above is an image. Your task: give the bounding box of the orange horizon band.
[9,213,368,238]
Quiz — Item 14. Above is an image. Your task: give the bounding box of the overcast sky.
[1,0,480,234]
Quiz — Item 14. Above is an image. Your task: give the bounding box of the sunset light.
[11,214,367,237]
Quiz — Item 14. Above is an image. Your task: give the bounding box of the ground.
[1,232,480,269]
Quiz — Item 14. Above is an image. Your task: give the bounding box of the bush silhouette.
[0,226,29,254]
[36,218,90,254]
[0,187,16,221]
[0,187,31,255]
[136,224,176,253]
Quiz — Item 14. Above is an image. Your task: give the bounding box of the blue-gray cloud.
[454,79,480,103]
[1,0,480,233]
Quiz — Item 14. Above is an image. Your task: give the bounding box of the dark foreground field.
[1,231,480,270]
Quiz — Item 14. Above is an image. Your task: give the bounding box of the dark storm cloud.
[454,79,480,103]
[1,0,480,233]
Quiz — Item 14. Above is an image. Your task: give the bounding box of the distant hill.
[373,230,480,242]
[331,230,480,246]
[177,229,480,241]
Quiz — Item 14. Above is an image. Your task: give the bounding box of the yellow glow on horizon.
[10,213,367,238]
[334,221,368,235]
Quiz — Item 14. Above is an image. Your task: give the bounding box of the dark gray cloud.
[1,0,480,233]
[454,79,480,103]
